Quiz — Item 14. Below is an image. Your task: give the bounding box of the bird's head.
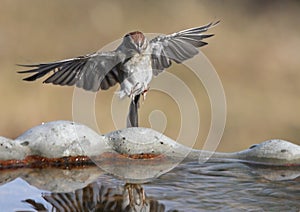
[123,31,147,54]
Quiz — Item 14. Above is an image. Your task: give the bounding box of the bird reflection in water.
[124,183,146,211]
[24,181,165,212]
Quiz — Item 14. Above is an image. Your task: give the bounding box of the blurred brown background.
[1,0,300,152]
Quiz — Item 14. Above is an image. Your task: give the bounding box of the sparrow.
[18,21,219,127]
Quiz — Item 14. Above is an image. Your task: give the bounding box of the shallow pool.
[0,160,299,211]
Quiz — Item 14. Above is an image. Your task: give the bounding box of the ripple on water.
[0,161,299,211]
[144,161,300,211]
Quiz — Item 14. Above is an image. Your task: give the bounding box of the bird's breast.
[119,54,153,97]
[123,54,152,80]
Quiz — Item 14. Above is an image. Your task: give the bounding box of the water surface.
[0,161,299,211]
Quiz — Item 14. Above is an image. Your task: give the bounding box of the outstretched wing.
[149,21,219,76]
[18,51,125,92]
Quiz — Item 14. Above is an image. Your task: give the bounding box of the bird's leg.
[137,185,147,206]
[124,184,147,208]
[133,93,140,107]
[126,94,140,128]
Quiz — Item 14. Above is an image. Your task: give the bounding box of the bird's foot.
[129,83,141,100]
[141,87,149,102]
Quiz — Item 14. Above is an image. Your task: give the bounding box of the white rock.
[15,120,110,158]
[0,136,29,160]
[3,121,300,167]
[236,139,300,163]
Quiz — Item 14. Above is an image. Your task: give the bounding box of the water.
[0,161,299,211]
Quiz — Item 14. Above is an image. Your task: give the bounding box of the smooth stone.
[106,127,300,165]
[1,120,299,167]
[0,122,300,188]
[14,121,110,158]
[100,127,192,182]
[105,127,190,158]
[234,139,300,164]
[0,136,29,160]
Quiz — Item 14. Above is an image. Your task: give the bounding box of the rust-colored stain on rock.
[0,153,165,170]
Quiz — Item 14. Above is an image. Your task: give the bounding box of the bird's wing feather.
[18,51,125,92]
[149,21,219,76]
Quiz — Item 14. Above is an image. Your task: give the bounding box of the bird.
[18,21,219,127]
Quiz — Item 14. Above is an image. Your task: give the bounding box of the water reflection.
[93,152,180,183]
[0,160,300,211]
[25,182,165,212]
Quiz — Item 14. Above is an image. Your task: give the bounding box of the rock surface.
[235,139,300,165]
[105,127,190,158]
[0,136,29,160]
[14,121,110,158]
[0,120,300,167]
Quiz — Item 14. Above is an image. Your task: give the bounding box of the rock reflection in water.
[1,159,300,211]
[25,182,165,212]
